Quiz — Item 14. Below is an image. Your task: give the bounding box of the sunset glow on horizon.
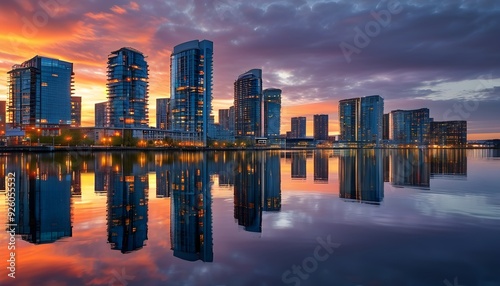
[1,0,499,140]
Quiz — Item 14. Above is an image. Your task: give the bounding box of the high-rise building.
[291,117,306,138]
[156,98,170,130]
[219,109,230,130]
[170,40,213,146]
[0,101,6,136]
[70,96,81,127]
[107,47,149,128]
[339,95,384,144]
[95,102,107,128]
[263,88,281,138]
[234,69,263,138]
[313,114,329,141]
[339,98,359,142]
[7,55,74,128]
[389,108,430,145]
[383,113,389,141]
[228,106,235,133]
[358,95,384,143]
[430,121,467,147]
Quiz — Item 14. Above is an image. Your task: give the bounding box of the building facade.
[170,40,213,146]
[290,117,306,138]
[0,101,6,136]
[7,56,74,129]
[430,121,467,146]
[263,88,281,138]
[156,98,170,130]
[389,108,430,145]
[218,109,230,131]
[313,114,329,141]
[107,47,149,128]
[358,95,384,144]
[70,96,81,127]
[339,98,359,142]
[234,69,263,139]
[95,102,108,128]
[339,95,384,144]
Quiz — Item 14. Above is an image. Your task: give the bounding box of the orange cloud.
[129,2,140,11]
[110,5,127,15]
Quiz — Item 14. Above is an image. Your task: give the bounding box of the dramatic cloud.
[0,0,499,139]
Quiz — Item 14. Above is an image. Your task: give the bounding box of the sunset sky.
[0,0,499,139]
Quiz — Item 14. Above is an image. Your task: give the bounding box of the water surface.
[0,149,499,286]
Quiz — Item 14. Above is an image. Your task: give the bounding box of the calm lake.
[1,149,499,286]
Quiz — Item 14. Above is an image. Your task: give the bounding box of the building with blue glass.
[170,40,213,146]
[156,98,170,130]
[7,56,73,129]
[339,95,384,144]
[107,47,149,128]
[234,69,263,139]
[389,108,430,145]
[263,88,281,138]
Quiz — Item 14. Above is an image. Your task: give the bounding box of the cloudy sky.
[1,0,499,139]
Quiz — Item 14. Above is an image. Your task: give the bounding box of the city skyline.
[0,1,499,139]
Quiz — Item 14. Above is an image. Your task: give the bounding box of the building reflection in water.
[106,152,149,254]
[155,153,172,198]
[0,155,6,192]
[338,150,384,204]
[430,149,467,179]
[71,169,82,197]
[390,149,430,189]
[234,152,282,232]
[291,152,307,180]
[170,152,213,262]
[95,152,112,196]
[314,150,329,183]
[264,152,281,212]
[6,153,72,244]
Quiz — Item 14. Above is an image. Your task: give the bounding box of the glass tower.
[339,95,384,144]
[234,69,263,138]
[389,108,430,145]
[339,98,359,142]
[8,56,73,128]
[156,98,170,130]
[358,95,384,144]
[107,47,149,128]
[263,88,281,138]
[170,40,213,146]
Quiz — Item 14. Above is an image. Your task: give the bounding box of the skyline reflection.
[1,149,497,286]
[1,149,471,248]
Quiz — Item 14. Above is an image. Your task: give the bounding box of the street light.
[66,136,72,147]
[37,128,41,145]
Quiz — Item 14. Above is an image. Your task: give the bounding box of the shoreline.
[0,145,498,153]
